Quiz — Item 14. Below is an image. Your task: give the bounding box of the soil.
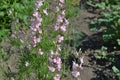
[68,4,120,80]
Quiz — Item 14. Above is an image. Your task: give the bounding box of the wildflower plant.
[0,0,81,80]
[16,0,56,80]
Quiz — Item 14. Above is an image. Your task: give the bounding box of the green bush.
[88,1,120,46]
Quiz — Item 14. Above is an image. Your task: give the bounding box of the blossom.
[61,10,65,16]
[48,66,55,72]
[60,25,66,32]
[64,18,69,25]
[35,0,44,10]
[33,11,39,17]
[50,50,54,56]
[38,48,44,55]
[52,57,62,70]
[56,6,60,12]
[56,63,61,71]
[25,61,29,67]
[79,57,84,69]
[54,74,61,80]
[33,36,37,43]
[33,43,36,47]
[59,0,64,4]
[38,28,42,34]
[56,35,64,43]
[71,71,80,78]
[57,45,61,51]
[49,57,53,63]
[56,57,62,64]
[54,25,59,31]
[57,15,63,23]
[72,61,79,70]
[43,9,48,15]
[33,36,41,43]
[80,57,84,64]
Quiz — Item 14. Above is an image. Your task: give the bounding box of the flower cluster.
[48,0,69,80]
[54,8,69,32]
[31,11,42,47]
[48,49,62,80]
[48,50,62,72]
[71,51,84,80]
[30,0,45,55]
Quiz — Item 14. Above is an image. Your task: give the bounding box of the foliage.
[66,0,80,6]
[17,50,54,80]
[0,49,7,60]
[0,0,35,42]
[95,46,115,62]
[66,0,80,19]
[88,0,120,47]
[112,66,120,80]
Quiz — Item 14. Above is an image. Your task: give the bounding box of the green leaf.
[0,12,4,16]
[0,5,9,9]
[112,66,120,76]
[118,19,120,24]
[95,2,106,10]
[117,39,120,45]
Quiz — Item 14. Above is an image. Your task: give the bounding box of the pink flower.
[33,36,37,43]
[54,74,61,80]
[33,11,39,17]
[60,25,66,32]
[31,27,37,32]
[71,71,80,78]
[48,66,55,72]
[56,6,60,12]
[33,43,36,47]
[56,57,62,71]
[57,15,63,23]
[79,64,83,70]
[57,63,61,71]
[59,0,64,4]
[72,61,79,70]
[54,25,59,31]
[56,35,64,43]
[53,58,57,63]
[36,37,41,43]
[79,57,84,69]
[55,51,59,55]
[56,57,62,64]
[80,57,84,64]
[49,57,53,63]
[35,0,43,10]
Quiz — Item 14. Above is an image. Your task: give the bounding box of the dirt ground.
[69,7,119,80]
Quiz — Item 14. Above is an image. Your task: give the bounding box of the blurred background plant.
[112,66,120,80]
[0,0,35,42]
[87,0,120,48]
[95,46,115,62]
[87,1,120,79]
[66,0,80,19]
